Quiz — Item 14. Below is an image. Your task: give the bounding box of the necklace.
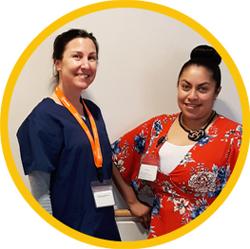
[178,111,217,141]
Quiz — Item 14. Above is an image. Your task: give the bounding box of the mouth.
[77,73,91,79]
[184,103,201,109]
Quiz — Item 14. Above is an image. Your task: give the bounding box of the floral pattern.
[151,196,161,216]
[112,114,241,238]
[134,132,146,154]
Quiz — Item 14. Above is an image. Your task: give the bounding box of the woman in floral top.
[112,45,242,238]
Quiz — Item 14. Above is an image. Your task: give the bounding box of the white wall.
[8,8,241,188]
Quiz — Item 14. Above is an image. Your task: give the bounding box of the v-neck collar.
[154,113,221,176]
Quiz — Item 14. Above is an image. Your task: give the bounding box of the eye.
[198,86,208,93]
[88,55,97,61]
[72,54,81,60]
[181,84,191,91]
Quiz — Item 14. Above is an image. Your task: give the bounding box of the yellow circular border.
[1,1,249,248]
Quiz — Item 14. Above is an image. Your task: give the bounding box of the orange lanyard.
[55,86,103,169]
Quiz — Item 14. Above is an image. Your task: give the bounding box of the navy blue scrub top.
[17,98,121,241]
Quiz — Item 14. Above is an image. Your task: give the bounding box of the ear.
[216,86,221,96]
[54,59,62,72]
[215,86,221,99]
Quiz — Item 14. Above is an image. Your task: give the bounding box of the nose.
[187,89,198,100]
[80,58,90,69]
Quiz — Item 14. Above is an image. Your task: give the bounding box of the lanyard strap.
[55,86,103,169]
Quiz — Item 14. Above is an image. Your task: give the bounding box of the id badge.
[91,180,115,208]
[138,163,158,182]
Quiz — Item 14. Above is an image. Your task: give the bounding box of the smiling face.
[177,64,221,124]
[55,37,97,92]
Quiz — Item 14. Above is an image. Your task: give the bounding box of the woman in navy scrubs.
[17,29,121,241]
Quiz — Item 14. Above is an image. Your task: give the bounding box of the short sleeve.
[111,117,157,184]
[17,110,63,175]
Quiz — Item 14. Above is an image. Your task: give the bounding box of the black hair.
[52,28,99,60]
[178,45,222,90]
[52,29,99,81]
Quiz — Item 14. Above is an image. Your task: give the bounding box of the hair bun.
[190,45,221,66]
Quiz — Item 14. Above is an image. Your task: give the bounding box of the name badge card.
[91,180,115,208]
[138,163,158,182]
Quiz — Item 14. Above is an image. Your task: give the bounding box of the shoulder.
[134,113,177,133]
[150,113,178,124]
[216,114,242,131]
[17,98,63,135]
[27,98,60,119]
[215,115,242,142]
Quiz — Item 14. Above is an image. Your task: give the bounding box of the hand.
[129,200,151,230]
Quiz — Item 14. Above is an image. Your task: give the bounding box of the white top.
[159,141,194,175]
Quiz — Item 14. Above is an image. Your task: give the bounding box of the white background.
[0,0,249,248]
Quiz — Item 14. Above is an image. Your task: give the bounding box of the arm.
[112,117,164,228]
[29,171,52,214]
[16,106,63,214]
[112,165,151,228]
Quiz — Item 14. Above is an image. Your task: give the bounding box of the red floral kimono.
[112,113,242,238]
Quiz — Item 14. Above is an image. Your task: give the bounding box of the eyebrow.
[71,50,96,54]
[181,80,210,86]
